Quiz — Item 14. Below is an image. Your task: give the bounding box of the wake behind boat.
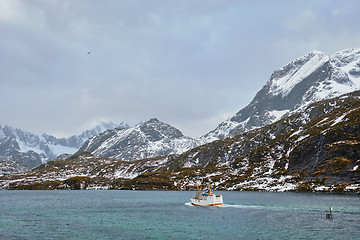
[190,181,223,206]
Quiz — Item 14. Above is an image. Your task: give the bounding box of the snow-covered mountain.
[0,122,126,169]
[2,48,360,192]
[77,118,199,161]
[201,48,360,142]
[42,121,129,154]
[3,91,360,192]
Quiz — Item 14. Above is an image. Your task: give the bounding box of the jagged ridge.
[77,118,199,161]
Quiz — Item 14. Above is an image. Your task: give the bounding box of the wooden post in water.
[326,207,333,219]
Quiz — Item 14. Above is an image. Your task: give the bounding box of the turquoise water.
[0,190,359,240]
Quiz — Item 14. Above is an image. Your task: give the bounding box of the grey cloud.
[1,0,360,138]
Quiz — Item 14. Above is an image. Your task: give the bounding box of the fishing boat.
[190,181,223,206]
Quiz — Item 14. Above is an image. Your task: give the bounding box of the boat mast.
[208,181,212,195]
[196,181,200,199]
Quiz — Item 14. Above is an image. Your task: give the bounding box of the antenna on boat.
[208,180,212,196]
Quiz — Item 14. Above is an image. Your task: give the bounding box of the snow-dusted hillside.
[77,118,199,161]
[201,48,360,143]
[0,160,30,176]
[2,91,360,192]
[0,122,126,168]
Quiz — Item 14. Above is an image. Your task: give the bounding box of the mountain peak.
[85,121,127,134]
[330,48,360,84]
[147,118,160,123]
[140,118,184,141]
[202,48,360,142]
[77,119,197,161]
[268,50,329,97]
[309,50,324,55]
[331,48,360,60]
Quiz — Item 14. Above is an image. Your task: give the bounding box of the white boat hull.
[190,194,223,206]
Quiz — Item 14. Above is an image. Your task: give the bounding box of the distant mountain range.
[2,91,359,191]
[0,122,126,169]
[1,48,360,192]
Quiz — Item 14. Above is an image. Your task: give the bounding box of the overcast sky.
[1,0,360,138]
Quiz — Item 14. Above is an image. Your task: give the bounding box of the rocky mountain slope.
[2,91,359,192]
[77,118,199,161]
[0,160,30,176]
[0,122,125,170]
[201,48,360,143]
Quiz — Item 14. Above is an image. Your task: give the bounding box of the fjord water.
[0,191,359,240]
